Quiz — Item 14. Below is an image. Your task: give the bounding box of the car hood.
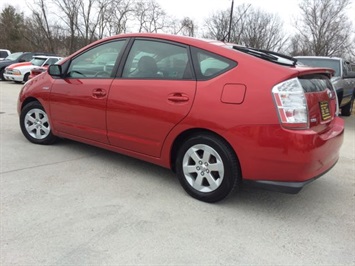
[6,62,31,69]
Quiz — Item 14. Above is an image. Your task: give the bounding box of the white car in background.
[4,55,62,83]
[0,49,11,60]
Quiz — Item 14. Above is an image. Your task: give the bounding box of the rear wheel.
[176,134,240,203]
[20,101,57,144]
[341,96,354,116]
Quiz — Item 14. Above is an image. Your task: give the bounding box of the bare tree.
[134,0,168,33]
[240,8,288,51]
[104,0,133,36]
[293,0,354,57]
[52,0,81,54]
[77,0,98,45]
[204,4,287,51]
[26,0,56,52]
[171,17,196,37]
[204,9,230,41]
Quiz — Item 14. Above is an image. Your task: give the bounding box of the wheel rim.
[24,108,51,140]
[182,144,224,193]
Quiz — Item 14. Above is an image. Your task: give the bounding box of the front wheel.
[176,134,240,203]
[20,101,57,144]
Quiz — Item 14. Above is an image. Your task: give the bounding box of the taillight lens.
[272,78,309,129]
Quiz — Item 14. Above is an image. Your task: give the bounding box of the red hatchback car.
[17,33,344,202]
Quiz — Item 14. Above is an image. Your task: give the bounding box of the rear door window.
[122,39,193,80]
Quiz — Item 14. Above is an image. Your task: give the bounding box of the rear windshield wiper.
[232,46,297,67]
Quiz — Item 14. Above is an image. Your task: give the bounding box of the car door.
[49,40,126,143]
[107,39,196,157]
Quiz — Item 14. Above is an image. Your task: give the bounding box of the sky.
[1,0,355,35]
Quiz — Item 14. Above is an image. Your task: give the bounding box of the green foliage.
[0,6,29,51]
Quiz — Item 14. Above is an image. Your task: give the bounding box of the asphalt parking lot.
[1,81,354,265]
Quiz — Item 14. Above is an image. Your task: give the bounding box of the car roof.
[32,55,61,59]
[75,33,228,54]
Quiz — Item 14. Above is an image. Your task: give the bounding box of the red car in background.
[29,66,47,79]
[17,33,344,202]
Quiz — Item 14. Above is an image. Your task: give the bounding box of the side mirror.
[48,64,62,77]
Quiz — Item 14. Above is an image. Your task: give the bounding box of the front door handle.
[92,88,107,98]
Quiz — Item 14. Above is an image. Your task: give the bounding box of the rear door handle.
[168,93,189,103]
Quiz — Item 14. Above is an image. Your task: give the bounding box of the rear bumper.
[243,159,337,194]
[227,117,344,184]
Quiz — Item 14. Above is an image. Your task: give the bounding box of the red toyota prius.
[17,33,344,202]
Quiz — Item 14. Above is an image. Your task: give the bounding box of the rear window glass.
[298,74,333,93]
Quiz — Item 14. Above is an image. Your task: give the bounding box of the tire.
[20,101,57,145]
[176,133,240,203]
[341,96,354,116]
[0,68,4,80]
[23,73,30,82]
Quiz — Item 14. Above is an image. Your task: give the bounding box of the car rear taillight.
[272,78,309,129]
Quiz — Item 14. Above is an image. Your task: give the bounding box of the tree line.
[0,0,354,60]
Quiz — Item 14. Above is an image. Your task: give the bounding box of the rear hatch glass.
[299,74,337,130]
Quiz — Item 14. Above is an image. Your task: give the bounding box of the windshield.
[5,52,23,61]
[296,58,341,77]
[31,58,47,66]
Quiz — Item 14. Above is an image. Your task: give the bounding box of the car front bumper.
[3,73,23,82]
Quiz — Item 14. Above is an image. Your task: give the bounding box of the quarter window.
[192,48,236,80]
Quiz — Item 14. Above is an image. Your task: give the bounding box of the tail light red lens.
[272,78,309,129]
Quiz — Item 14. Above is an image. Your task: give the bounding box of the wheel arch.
[170,128,241,176]
[21,97,40,110]
[23,72,30,82]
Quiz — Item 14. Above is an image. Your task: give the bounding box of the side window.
[44,58,59,66]
[67,40,125,78]
[22,54,34,62]
[122,40,192,80]
[192,48,236,80]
